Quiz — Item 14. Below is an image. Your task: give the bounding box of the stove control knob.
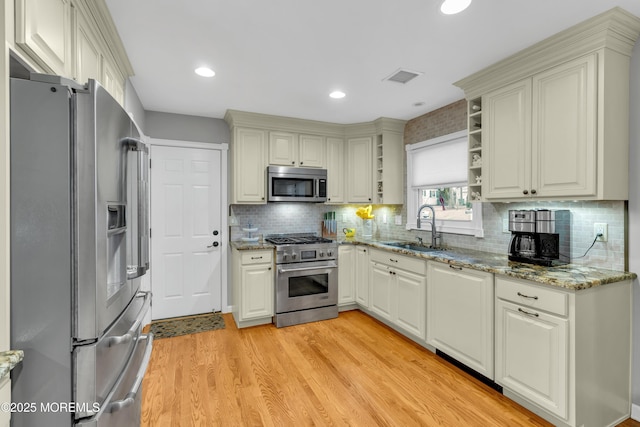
[291,253,297,260]
[327,250,333,257]
[319,251,325,257]
[283,253,289,261]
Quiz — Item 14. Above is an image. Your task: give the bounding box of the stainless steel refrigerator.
[10,74,152,426]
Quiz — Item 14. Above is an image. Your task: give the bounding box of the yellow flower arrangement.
[355,205,374,220]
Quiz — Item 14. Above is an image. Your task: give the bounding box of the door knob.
[207,241,219,248]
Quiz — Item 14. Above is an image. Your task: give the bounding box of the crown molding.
[454,7,640,99]
[224,110,406,138]
[79,0,135,77]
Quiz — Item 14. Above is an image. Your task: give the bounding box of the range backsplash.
[230,200,627,271]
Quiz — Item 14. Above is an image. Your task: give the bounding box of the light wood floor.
[142,310,640,427]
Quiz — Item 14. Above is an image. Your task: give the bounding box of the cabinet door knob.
[300,162,304,165]
[291,161,295,165]
[531,189,537,194]
[523,190,529,195]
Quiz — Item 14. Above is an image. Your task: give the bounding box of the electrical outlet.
[594,223,608,242]
[395,215,402,225]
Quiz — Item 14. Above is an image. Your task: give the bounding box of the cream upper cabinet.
[455,9,640,201]
[299,134,325,168]
[484,55,596,200]
[102,57,125,105]
[268,132,325,168]
[374,130,404,205]
[484,79,532,199]
[74,9,101,85]
[15,0,73,76]
[532,55,596,198]
[325,137,345,203]
[231,128,267,204]
[268,132,297,166]
[346,136,373,203]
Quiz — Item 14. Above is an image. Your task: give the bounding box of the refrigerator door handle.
[109,333,154,413]
[122,137,150,279]
[107,291,150,347]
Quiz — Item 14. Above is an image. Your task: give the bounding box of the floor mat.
[149,312,225,339]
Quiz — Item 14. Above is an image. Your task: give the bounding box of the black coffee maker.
[508,209,570,266]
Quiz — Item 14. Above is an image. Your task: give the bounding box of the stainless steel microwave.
[267,166,327,202]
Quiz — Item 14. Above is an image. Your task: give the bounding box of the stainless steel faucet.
[417,204,441,248]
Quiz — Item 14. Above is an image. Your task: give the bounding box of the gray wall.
[122,81,230,144]
[628,37,640,412]
[124,80,146,133]
[145,110,229,143]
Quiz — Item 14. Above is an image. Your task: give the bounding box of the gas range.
[265,233,337,264]
[267,233,339,328]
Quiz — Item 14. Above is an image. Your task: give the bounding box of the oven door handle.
[278,262,337,274]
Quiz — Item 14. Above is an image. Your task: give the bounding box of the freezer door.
[76,333,153,427]
[74,292,150,420]
[75,80,140,341]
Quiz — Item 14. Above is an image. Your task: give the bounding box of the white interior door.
[150,145,222,319]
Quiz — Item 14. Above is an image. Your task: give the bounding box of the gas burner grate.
[265,234,333,245]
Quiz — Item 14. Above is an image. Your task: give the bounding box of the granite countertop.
[230,241,275,251]
[0,350,24,380]
[230,237,636,290]
[339,238,636,291]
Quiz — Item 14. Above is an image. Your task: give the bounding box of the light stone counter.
[339,238,636,290]
[0,350,24,380]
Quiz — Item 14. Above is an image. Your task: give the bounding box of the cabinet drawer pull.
[517,292,538,300]
[518,307,539,317]
[448,264,463,271]
[389,258,398,263]
[251,256,263,260]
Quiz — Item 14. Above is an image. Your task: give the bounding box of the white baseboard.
[632,403,640,421]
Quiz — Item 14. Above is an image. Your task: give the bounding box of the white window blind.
[408,133,467,188]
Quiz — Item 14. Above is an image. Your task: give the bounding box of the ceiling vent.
[383,68,423,84]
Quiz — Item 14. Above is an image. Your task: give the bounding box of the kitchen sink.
[382,242,447,253]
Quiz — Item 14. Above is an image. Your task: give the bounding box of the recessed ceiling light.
[440,0,472,15]
[329,91,346,99]
[195,67,215,77]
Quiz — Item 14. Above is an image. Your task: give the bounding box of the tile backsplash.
[230,200,627,271]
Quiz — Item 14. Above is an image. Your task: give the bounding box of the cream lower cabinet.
[231,128,267,203]
[231,248,274,328]
[354,246,370,307]
[495,276,631,427]
[368,249,425,340]
[426,261,494,379]
[0,377,10,427]
[338,245,355,306]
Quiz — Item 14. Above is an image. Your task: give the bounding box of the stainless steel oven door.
[276,260,338,313]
